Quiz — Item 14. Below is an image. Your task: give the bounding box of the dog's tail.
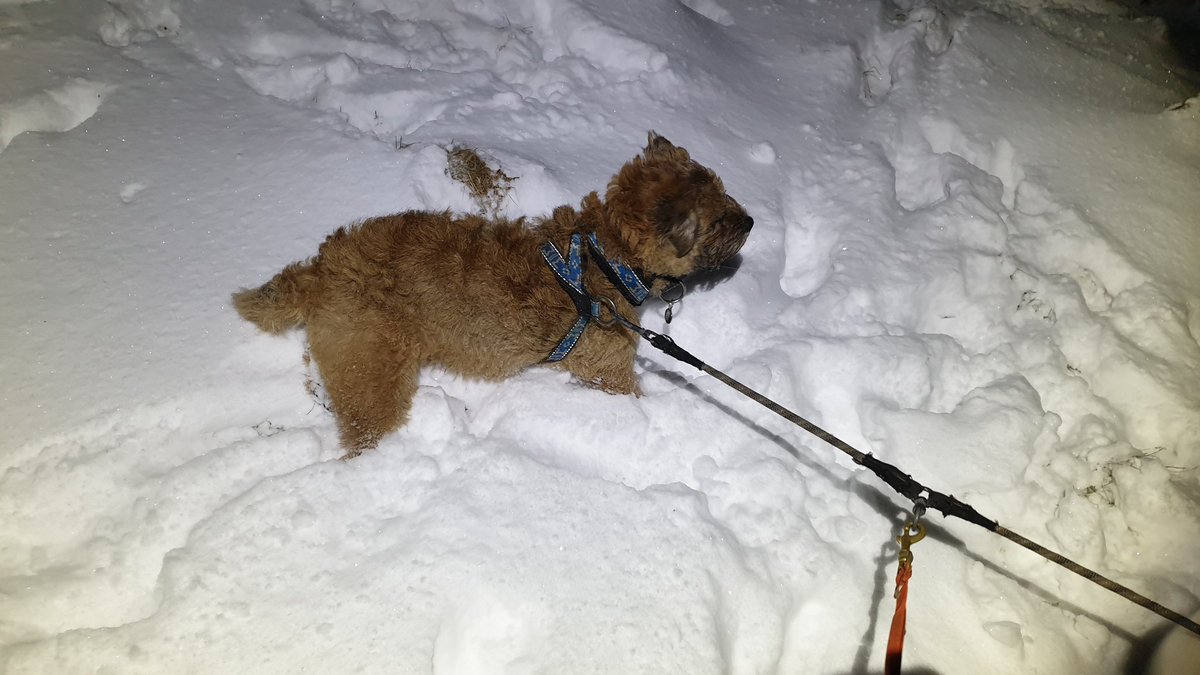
[232,261,319,334]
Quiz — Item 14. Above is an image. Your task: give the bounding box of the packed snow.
[2,0,1199,673]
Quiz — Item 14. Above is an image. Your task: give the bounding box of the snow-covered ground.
[2,0,1199,672]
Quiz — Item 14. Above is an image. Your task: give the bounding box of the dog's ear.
[655,194,701,257]
[646,131,673,153]
[645,131,688,160]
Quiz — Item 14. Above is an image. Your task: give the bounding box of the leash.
[592,300,1200,638]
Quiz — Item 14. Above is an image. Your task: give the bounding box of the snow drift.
[2,0,1198,672]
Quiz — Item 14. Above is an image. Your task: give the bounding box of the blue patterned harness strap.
[539,231,651,363]
[540,234,600,362]
[585,233,650,306]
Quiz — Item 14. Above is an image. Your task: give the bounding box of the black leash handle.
[635,326,1200,636]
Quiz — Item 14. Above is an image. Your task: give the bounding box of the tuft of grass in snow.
[444,145,516,217]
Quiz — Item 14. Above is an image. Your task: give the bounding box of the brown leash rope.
[603,309,1200,636]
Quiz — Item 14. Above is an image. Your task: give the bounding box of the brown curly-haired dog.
[233,133,753,454]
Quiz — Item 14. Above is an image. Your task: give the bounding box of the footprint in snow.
[120,182,147,203]
[856,1,954,106]
[749,141,777,164]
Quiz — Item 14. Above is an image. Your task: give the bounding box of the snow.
[2,0,1199,673]
[0,78,112,152]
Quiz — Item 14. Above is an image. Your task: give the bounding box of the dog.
[232,132,753,455]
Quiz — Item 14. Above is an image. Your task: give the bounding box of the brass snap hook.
[896,520,927,568]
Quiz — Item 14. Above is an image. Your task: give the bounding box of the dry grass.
[445,145,515,217]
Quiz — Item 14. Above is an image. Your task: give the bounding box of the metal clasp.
[893,519,926,600]
[896,520,926,565]
[595,295,640,333]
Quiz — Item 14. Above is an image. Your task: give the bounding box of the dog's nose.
[743,216,754,231]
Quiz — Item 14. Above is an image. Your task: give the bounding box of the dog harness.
[540,232,651,362]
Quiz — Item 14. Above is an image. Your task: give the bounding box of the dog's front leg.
[561,330,641,396]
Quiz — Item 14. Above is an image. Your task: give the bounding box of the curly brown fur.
[232,132,753,456]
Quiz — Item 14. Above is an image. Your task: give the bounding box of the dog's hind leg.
[306,312,420,457]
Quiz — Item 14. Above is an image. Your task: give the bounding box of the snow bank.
[2,0,1198,673]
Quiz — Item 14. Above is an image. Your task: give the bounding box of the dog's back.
[232,211,566,354]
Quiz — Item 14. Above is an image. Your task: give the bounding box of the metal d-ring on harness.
[584,303,1200,640]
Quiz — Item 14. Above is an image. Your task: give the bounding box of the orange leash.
[885,520,926,675]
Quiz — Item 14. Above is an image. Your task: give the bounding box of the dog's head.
[604,132,753,282]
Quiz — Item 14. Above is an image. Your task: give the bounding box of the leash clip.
[897,497,928,571]
[887,512,926,674]
[894,515,927,601]
[896,521,926,568]
[594,295,643,335]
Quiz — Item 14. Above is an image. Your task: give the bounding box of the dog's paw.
[581,375,639,397]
